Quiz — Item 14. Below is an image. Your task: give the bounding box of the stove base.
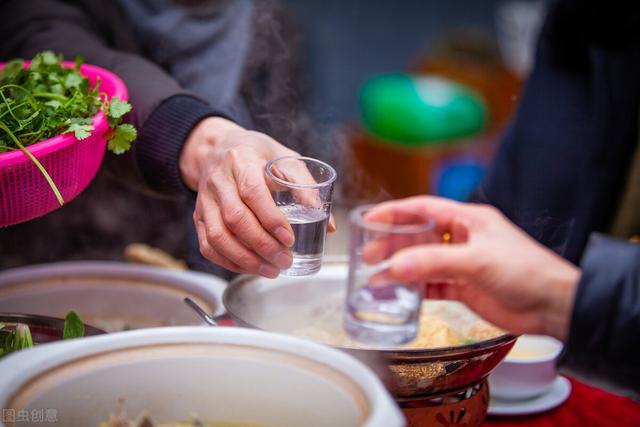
[398,378,489,427]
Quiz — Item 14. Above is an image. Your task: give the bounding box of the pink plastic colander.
[0,62,128,227]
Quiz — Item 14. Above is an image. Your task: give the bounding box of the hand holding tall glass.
[345,205,439,345]
[265,156,336,276]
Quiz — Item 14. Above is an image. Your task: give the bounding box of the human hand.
[365,196,580,340]
[179,117,335,278]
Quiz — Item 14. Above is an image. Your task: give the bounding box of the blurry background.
[287,0,502,125]
[283,0,545,204]
[276,0,545,254]
[0,0,546,268]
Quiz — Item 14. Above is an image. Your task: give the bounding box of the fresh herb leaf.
[0,52,137,205]
[108,97,132,120]
[74,55,84,71]
[44,100,62,109]
[41,51,59,66]
[107,97,132,128]
[64,73,82,89]
[1,59,23,80]
[63,310,85,340]
[66,117,94,140]
[107,123,137,154]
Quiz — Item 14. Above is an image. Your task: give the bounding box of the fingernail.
[274,251,293,269]
[258,264,280,278]
[275,226,294,247]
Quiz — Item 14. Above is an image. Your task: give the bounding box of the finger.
[328,214,337,232]
[362,237,394,264]
[194,217,244,273]
[234,160,296,247]
[197,204,281,278]
[389,244,476,282]
[367,265,396,287]
[213,175,293,270]
[362,231,442,265]
[268,156,318,186]
[451,216,470,244]
[366,196,478,235]
[266,157,325,209]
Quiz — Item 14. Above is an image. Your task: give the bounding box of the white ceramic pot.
[488,334,563,400]
[0,262,226,331]
[0,327,404,427]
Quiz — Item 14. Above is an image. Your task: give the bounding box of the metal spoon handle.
[184,297,218,326]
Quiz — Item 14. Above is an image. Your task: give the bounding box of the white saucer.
[488,376,572,416]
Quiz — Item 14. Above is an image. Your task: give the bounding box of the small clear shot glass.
[265,156,337,276]
[344,204,438,345]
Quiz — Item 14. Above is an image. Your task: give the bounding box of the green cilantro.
[107,123,137,154]
[66,117,93,140]
[0,51,137,205]
[64,73,82,89]
[108,97,132,119]
[107,97,132,128]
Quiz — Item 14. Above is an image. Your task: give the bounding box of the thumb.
[389,244,475,282]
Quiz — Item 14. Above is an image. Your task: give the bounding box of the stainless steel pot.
[224,259,516,399]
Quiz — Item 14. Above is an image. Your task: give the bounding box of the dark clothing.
[474,0,640,263]
[0,0,309,275]
[475,0,640,390]
[0,0,228,196]
[566,234,640,392]
[117,0,256,127]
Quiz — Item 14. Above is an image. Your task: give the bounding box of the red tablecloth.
[484,377,640,427]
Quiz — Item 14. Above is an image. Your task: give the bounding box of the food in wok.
[291,299,503,349]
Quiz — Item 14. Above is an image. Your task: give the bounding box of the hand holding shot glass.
[345,204,441,345]
[265,156,337,276]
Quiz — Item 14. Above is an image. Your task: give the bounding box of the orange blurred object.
[344,130,489,202]
[413,30,522,132]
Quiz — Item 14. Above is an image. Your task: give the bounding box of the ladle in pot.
[183,297,218,326]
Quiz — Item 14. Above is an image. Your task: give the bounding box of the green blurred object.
[359,73,487,145]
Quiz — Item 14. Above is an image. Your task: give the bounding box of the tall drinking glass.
[265,156,337,276]
[344,205,439,345]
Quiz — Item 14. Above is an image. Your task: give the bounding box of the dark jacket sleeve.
[0,0,223,195]
[563,233,640,391]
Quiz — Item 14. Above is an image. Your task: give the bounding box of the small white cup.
[489,334,563,401]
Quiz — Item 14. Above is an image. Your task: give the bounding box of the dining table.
[484,376,639,427]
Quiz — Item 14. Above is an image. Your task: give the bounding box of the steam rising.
[244,0,392,208]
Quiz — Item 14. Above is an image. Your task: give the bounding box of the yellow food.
[291,300,504,349]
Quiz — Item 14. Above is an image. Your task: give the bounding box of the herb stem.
[32,92,68,102]
[0,101,30,120]
[0,121,64,206]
